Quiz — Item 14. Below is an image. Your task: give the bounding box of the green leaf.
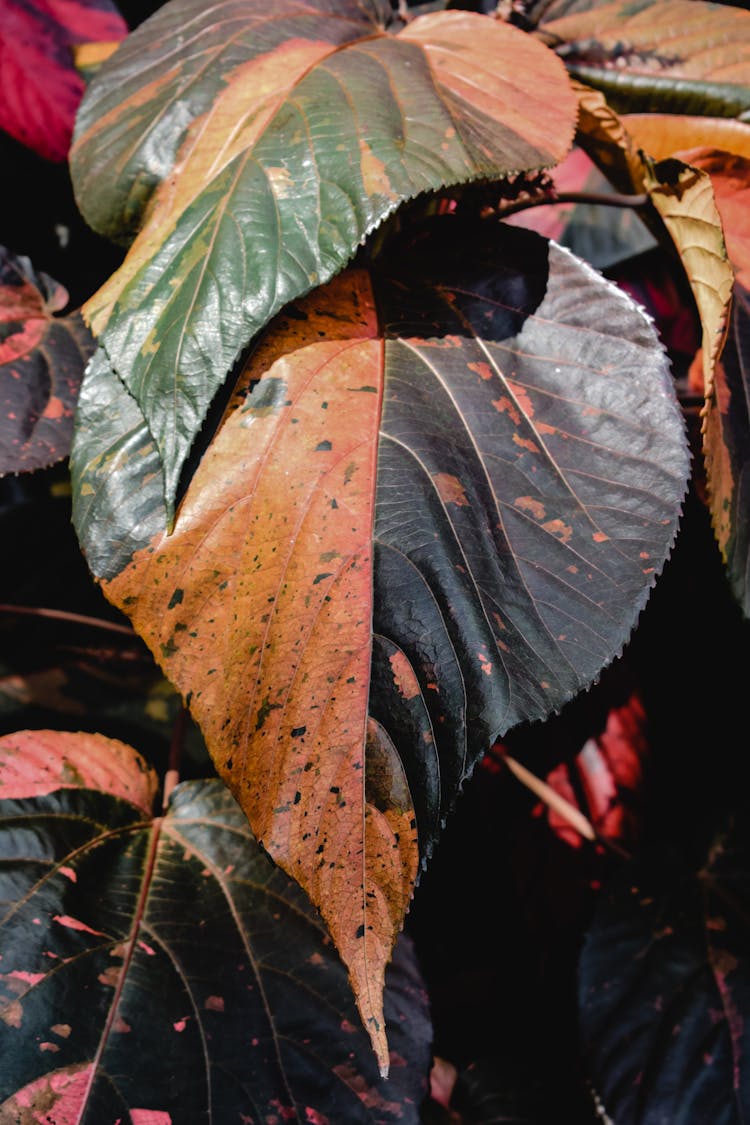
[72,219,690,1068]
[0,247,94,475]
[70,0,577,519]
[0,730,431,1122]
[536,0,750,118]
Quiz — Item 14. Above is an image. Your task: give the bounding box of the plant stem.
[503,751,632,860]
[0,602,135,637]
[499,190,649,219]
[162,705,188,812]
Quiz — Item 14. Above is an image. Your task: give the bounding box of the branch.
[499,190,649,220]
[0,603,135,637]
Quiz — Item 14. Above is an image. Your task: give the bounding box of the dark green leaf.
[579,824,750,1124]
[72,220,690,1059]
[0,731,431,1123]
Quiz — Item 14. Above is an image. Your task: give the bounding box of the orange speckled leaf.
[101,271,416,1072]
[0,730,157,815]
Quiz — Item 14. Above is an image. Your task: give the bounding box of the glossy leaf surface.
[0,248,94,474]
[0,0,126,161]
[0,730,431,1123]
[538,0,750,118]
[72,220,690,1066]
[71,0,576,517]
[579,824,750,1123]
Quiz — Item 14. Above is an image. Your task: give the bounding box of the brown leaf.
[100,271,417,1073]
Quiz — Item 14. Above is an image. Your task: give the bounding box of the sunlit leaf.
[579,822,750,1123]
[642,154,733,398]
[681,150,750,617]
[0,0,126,161]
[622,114,750,163]
[71,0,577,519]
[72,219,690,1066]
[0,247,94,474]
[0,730,431,1122]
[536,0,750,118]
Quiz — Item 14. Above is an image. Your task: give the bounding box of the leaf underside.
[70,0,577,517]
[72,219,690,1066]
[0,730,431,1124]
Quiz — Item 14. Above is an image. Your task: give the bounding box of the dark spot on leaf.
[330,786,340,794]
[315,440,332,451]
[167,588,184,609]
[294,791,301,804]
[313,573,332,585]
[330,498,338,509]
[291,726,307,738]
[356,925,365,938]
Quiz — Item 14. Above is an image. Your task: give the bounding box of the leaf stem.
[162,705,188,811]
[499,190,649,219]
[0,602,134,636]
[502,752,633,861]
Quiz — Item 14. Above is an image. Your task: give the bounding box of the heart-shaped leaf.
[0,247,95,474]
[537,0,750,119]
[0,729,431,1121]
[70,0,577,519]
[72,219,690,1067]
[579,824,750,1123]
[0,0,127,161]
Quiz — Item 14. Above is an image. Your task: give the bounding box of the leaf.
[642,155,734,398]
[622,114,750,163]
[536,0,750,119]
[578,823,750,1123]
[70,0,577,519]
[683,150,750,616]
[72,218,691,1067]
[0,0,127,161]
[533,691,648,850]
[0,729,156,811]
[0,730,431,1122]
[0,247,95,474]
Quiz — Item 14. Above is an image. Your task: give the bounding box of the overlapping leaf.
[72,219,690,1066]
[0,247,95,474]
[70,0,577,518]
[536,0,750,119]
[641,154,734,398]
[687,151,750,616]
[0,0,126,161]
[0,730,431,1122]
[579,823,750,1123]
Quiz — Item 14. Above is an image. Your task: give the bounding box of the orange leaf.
[101,271,417,1073]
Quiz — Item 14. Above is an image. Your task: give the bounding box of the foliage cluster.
[1,0,750,1120]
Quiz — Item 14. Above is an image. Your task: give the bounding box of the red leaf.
[0,0,127,161]
[537,692,648,849]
